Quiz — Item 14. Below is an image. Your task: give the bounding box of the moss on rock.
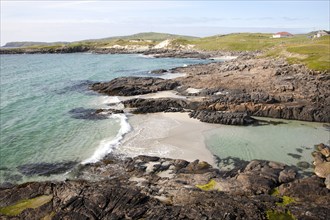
[266,210,296,220]
[196,179,220,191]
[0,195,53,216]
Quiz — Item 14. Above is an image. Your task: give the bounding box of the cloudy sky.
[1,0,329,45]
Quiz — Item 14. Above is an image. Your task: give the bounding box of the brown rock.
[314,162,330,178]
[320,147,330,158]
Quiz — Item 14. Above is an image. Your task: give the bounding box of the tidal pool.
[204,117,330,171]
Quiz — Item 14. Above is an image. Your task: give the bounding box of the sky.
[1,0,329,45]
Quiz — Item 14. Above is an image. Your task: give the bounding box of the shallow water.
[0,53,210,183]
[204,117,330,170]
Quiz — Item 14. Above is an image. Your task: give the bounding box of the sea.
[0,53,211,183]
[0,53,329,184]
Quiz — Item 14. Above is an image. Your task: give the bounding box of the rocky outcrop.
[189,110,256,125]
[312,144,330,182]
[173,57,330,122]
[90,77,179,96]
[88,56,329,124]
[1,155,329,219]
[122,98,193,113]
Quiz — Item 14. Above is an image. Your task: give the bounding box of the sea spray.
[82,114,131,164]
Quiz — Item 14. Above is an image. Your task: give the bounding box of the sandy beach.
[114,112,221,166]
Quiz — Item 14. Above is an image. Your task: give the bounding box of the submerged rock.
[68,107,122,120]
[17,161,77,176]
[150,69,168,74]
[55,80,96,95]
[296,161,311,169]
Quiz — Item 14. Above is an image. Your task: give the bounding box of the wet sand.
[114,112,221,166]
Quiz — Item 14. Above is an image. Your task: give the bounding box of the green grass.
[102,39,156,47]
[192,33,312,51]
[96,32,198,42]
[285,36,330,71]
[192,33,276,51]
[188,33,329,71]
[0,195,53,216]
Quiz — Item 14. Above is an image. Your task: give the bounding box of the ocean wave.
[138,54,155,59]
[81,114,131,164]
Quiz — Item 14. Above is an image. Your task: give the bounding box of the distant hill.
[2,41,68,48]
[2,32,198,48]
[83,32,199,42]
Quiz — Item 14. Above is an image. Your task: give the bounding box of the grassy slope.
[2,41,69,48]
[285,36,330,71]
[190,33,329,71]
[94,32,198,42]
[2,32,197,48]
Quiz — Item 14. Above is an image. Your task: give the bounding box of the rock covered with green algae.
[266,210,296,220]
[0,155,329,219]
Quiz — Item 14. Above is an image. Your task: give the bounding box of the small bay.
[0,53,209,183]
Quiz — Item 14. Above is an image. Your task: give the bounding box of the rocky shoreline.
[1,53,329,219]
[90,56,329,125]
[0,46,252,60]
[1,144,329,219]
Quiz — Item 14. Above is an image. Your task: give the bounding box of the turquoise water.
[205,117,330,171]
[0,53,210,183]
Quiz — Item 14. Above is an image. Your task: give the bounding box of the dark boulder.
[150,69,168,74]
[189,110,257,125]
[90,77,180,96]
[123,98,190,113]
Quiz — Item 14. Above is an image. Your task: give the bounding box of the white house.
[272,32,293,38]
[314,30,329,38]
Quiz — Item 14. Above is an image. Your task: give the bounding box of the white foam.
[160,73,186,79]
[138,54,155,59]
[107,96,121,104]
[211,56,237,61]
[82,114,131,164]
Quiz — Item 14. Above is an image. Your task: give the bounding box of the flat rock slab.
[90,77,180,96]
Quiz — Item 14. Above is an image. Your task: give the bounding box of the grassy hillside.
[2,32,197,48]
[189,33,329,71]
[2,41,68,48]
[86,32,198,42]
[282,36,329,71]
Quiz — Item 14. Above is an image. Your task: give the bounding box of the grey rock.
[91,77,180,96]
